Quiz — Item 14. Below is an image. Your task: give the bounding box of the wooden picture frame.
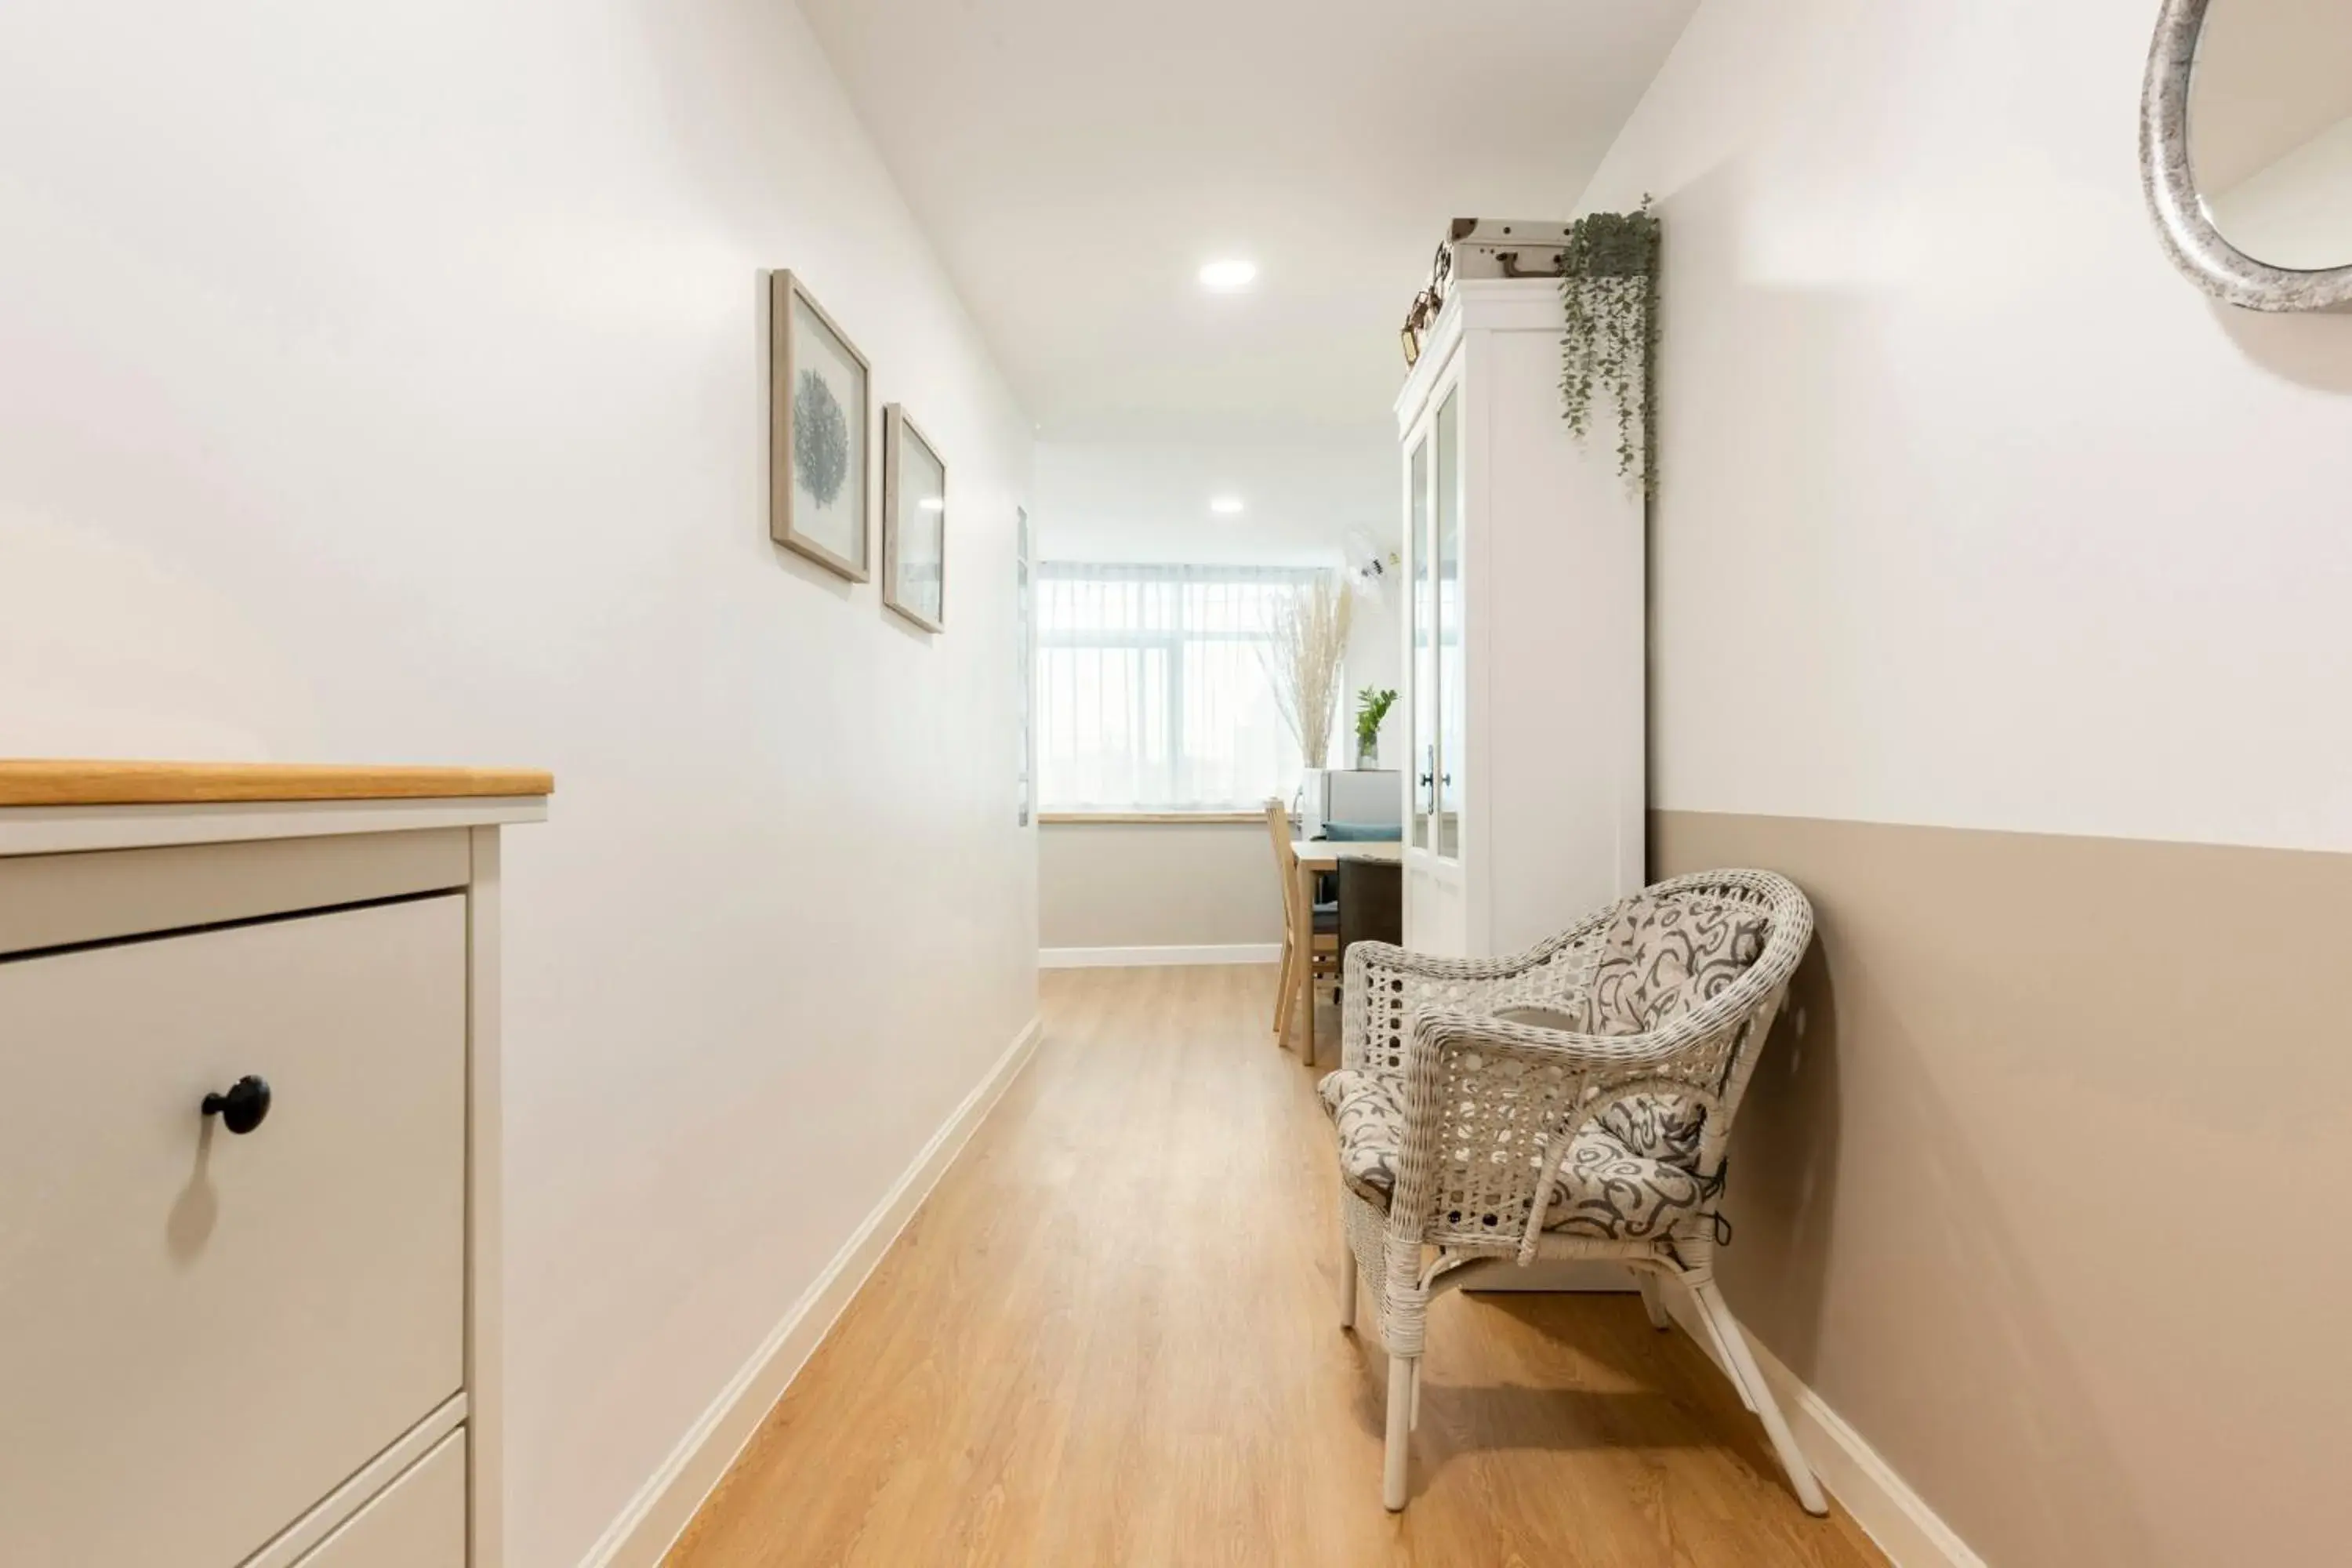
[881,405,947,632]
[768,271,873,580]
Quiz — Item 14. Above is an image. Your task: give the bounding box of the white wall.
[0,5,1035,1564]
[1037,820,1283,950]
[1579,0,2352,857]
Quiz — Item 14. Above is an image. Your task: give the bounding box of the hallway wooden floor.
[664,966,1889,1567]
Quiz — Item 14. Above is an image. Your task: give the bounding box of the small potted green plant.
[1354,687,1399,770]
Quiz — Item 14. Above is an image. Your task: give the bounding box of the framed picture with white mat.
[768,271,872,582]
[882,405,946,632]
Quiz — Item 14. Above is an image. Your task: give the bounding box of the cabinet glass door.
[1407,433,1433,851]
[1434,386,1463,861]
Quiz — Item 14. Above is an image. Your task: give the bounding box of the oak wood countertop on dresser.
[0,760,555,808]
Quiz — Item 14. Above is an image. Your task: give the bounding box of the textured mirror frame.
[2141,0,2352,313]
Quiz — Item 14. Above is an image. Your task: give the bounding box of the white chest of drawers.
[0,762,549,1568]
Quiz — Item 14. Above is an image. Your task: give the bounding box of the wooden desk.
[1283,839,1404,1065]
[1291,839,1404,872]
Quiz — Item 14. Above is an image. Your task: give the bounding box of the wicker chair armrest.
[1408,1006,1708,1075]
[1340,944,1510,1066]
[1340,915,1617,1074]
[1345,938,1556,987]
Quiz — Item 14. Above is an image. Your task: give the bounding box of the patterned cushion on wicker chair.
[1490,1006,1710,1167]
[1594,1092,1705,1167]
[1588,893,1771,1035]
[1319,1067,1403,1200]
[1317,1068,1707,1240]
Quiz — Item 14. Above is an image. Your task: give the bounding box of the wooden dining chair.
[1265,798,1340,1051]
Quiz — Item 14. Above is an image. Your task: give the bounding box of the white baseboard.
[581,1014,1046,1568]
[1664,1293,1985,1568]
[1039,942,1279,968]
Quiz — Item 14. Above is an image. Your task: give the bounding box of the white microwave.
[1297,768,1403,839]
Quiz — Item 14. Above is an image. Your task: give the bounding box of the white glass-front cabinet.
[1408,434,1434,856]
[1401,387,1467,949]
[1396,279,1646,958]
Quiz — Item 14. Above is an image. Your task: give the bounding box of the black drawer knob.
[201,1075,272,1135]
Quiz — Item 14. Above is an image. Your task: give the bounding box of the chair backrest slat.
[1264,797,1299,927]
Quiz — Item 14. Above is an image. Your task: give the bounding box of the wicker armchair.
[1321,869,1828,1515]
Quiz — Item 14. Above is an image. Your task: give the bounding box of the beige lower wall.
[1038,822,1283,951]
[1653,811,2352,1568]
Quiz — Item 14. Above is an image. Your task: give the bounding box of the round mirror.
[2188,0,2352,272]
[2143,0,2352,310]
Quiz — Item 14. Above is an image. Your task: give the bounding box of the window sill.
[1036,811,1267,826]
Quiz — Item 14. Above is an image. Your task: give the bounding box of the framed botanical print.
[882,405,946,632]
[769,271,871,581]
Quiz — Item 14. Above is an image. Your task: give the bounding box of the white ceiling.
[1033,439,1394,567]
[798,0,1696,554]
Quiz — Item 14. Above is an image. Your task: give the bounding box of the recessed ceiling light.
[1210,495,1246,516]
[917,498,946,512]
[1199,259,1258,293]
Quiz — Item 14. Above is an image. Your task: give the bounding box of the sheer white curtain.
[1036,563,1320,811]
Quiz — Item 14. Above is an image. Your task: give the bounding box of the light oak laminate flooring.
[664,965,1889,1568]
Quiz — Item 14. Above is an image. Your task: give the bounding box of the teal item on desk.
[1319,821,1403,842]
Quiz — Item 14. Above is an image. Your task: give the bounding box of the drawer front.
[0,829,471,958]
[292,1428,467,1568]
[0,896,468,1568]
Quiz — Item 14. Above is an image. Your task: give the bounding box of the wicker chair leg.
[1409,1359,1422,1429]
[1679,1275,1755,1412]
[1383,1355,1416,1511]
[1691,1280,1829,1517]
[1636,1273,1672,1331]
[1338,1256,1357,1330]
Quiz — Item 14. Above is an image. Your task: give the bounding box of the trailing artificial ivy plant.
[1557,197,1661,494]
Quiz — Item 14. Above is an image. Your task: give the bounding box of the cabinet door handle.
[201,1075,273,1135]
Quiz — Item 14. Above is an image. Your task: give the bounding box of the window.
[1036,562,1321,811]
